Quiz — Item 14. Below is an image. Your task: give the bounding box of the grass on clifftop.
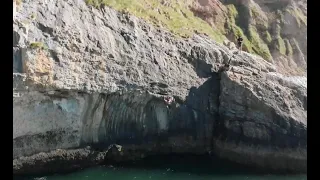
[225,5,250,49]
[247,26,272,61]
[224,4,272,61]
[85,0,226,43]
[85,0,303,63]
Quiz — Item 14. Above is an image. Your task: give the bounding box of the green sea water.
[15,155,307,180]
[31,166,306,180]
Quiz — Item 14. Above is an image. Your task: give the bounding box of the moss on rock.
[85,0,305,65]
[250,5,268,30]
[247,26,272,61]
[224,4,239,34]
[85,0,226,43]
[262,31,272,44]
[226,4,238,23]
[274,37,286,55]
[29,42,46,50]
[284,39,293,56]
[224,3,272,61]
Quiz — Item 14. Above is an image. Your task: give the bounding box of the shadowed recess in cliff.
[79,74,221,151]
[13,48,25,73]
[79,92,175,146]
[168,74,220,147]
[80,92,156,146]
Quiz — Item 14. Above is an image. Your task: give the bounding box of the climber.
[237,36,243,52]
[164,96,174,105]
[164,96,175,109]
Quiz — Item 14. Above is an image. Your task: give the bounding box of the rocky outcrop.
[13,0,306,175]
[214,69,307,173]
[190,0,307,75]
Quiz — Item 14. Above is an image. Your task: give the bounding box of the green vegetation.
[224,4,251,52]
[262,31,272,43]
[274,37,286,55]
[250,6,268,30]
[225,5,242,36]
[29,42,47,50]
[284,39,293,56]
[247,26,272,61]
[85,0,226,43]
[226,4,238,24]
[224,4,272,61]
[84,0,304,63]
[30,13,36,20]
[250,6,259,18]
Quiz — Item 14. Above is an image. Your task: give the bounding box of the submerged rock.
[13,0,306,175]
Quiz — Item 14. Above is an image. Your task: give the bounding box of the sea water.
[15,154,307,180]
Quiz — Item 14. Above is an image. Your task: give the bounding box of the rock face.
[214,70,307,172]
[191,0,307,75]
[13,0,307,175]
